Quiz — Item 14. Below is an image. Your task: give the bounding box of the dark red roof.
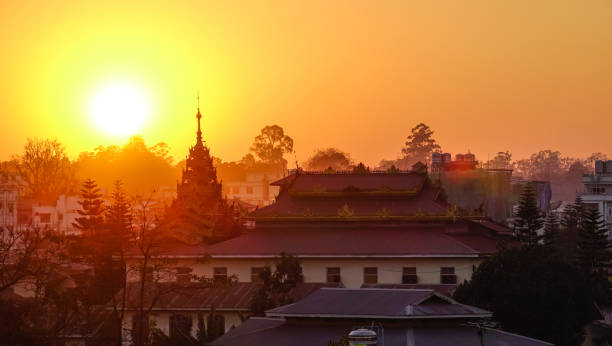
[254,171,450,218]
[156,221,499,258]
[117,282,341,311]
[283,171,427,192]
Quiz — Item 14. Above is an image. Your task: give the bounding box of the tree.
[486,151,513,170]
[250,253,304,316]
[453,246,594,346]
[250,125,294,167]
[542,212,560,247]
[13,138,77,204]
[0,227,85,344]
[401,123,441,165]
[104,181,134,346]
[304,148,353,171]
[513,183,543,246]
[73,178,106,232]
[576,208,612,276]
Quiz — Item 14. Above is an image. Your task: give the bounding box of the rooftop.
[266,288,490,319]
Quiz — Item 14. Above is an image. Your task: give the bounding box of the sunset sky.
[1,0,610,166]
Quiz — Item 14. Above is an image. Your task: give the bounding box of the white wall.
[128,257,479,288]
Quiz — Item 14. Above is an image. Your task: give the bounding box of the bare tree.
[12,138,77,204]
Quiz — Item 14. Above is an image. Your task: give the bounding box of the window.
[363,267,378,284]
[402,267,418,284]
[232,186,240,194]
[251,267,265,283]
[39,213,51,223]
[440,267,457,284]
[246,186,254,194]
[176,267,192,283]
[169,314,193,340]
[327,267,341,283]
[214,267,228,282]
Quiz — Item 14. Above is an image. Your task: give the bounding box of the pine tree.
[542,212,559,247]
[106,180,132,244]
[72,178,105,232]
[513,183,543,246]
[576,208,612,275]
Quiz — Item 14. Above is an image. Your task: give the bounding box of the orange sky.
[1,0,610,166]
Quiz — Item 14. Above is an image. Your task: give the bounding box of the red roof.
[157,221,500,258]
[117,282,341,311]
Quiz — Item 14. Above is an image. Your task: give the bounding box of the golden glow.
[0,1,611,162]
[89,82,150,136]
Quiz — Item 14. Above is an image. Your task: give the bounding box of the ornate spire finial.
[196,92,203,145]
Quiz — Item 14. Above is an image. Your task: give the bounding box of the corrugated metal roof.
[266,288,490,318]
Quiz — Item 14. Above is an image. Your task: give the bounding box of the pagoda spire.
[196,93,203,145]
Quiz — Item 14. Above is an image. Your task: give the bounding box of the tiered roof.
[251,169,450,219]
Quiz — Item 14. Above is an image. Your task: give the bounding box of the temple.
[171,107,238,242]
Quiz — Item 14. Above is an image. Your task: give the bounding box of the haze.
[1,0,610,165]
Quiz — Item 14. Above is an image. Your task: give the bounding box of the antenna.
[197,91,200,109]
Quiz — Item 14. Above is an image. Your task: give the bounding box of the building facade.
[0,172,20,230]
[581,160,612,229]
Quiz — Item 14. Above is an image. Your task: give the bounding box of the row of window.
[229,186,254,194]
[175,266,458,285]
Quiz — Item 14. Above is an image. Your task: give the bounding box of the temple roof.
[252,170,449,218]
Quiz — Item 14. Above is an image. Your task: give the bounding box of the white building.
[32,194,83,235]
[0,172,20,230]
[223,170,282,207]
[581,160,612,228]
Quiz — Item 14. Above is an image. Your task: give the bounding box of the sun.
[89,82,150,136]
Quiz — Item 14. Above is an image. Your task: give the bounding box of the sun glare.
[89,82,150,136]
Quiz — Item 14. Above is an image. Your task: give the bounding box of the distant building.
[581,160,612,228]
[210,288,552,346]
[222,168,282,207]
[430,152,514,223]
[32,194,82,234]
[0,172,20,230]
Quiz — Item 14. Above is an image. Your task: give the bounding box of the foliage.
[576,208,612,305]
[75,136,180,196]
[542,212,560,247]
[486,151,513,170]
[250,125,294,167]
[73,178,106,231]
[12,138,77,203]
[352,162,370,174]
[401,123,441,166]
[304,148,353,171]
[327,335,349,346]
[513,183,543,246]
[453,246,594,346]
[250,253,304,316]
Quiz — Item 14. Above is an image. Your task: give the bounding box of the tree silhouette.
[304,148,353,171]
[250,125,294,167]
[513,183,543,246]
[401,123,441,165]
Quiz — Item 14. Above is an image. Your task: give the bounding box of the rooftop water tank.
[348,328,377,346]
[442,153,451,163]
[596,160,605,174]
[432,152,442,165]
[455,153,465,162]
[465,153,476,161]
[606,160,612,174]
